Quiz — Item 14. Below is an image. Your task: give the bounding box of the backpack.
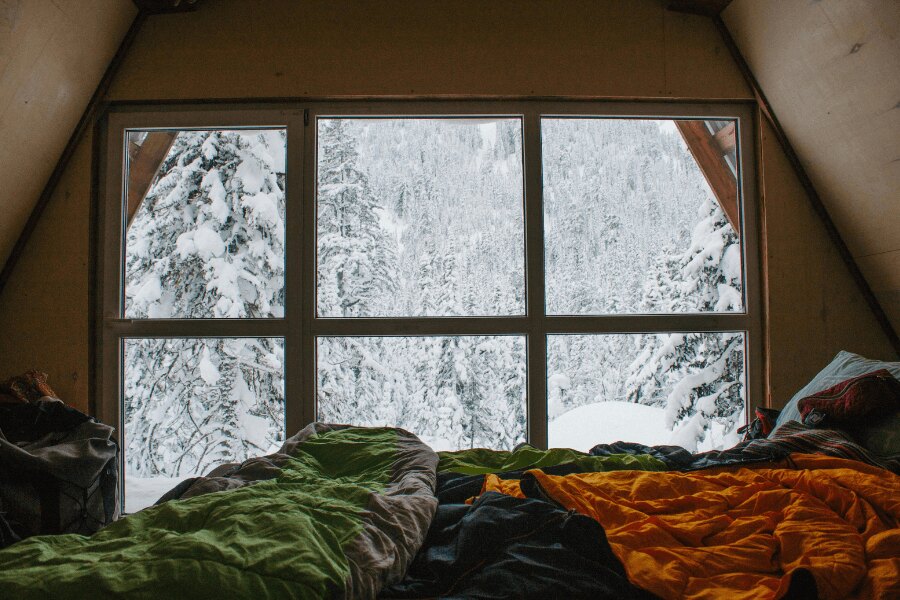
[0,397,119,548]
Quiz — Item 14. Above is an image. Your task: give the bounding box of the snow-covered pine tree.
[317,119,399,318]
[481,336,527,449]
[624,195,745,451]
[315,119,401,426]
[414,336,525,450]
[314,119,528,450]
[124,129,287,478]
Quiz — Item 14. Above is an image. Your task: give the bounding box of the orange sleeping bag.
[481,454,900,599]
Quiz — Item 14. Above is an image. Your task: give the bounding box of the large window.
[100,103,761,511]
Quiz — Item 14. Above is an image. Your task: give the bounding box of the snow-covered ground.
[548,401,673,452]
[125,476,183,514]
[549,400,742,453]
[418,434,457,452]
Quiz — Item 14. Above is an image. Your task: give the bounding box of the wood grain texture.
[126,131,176,225]
[676,120,740,233]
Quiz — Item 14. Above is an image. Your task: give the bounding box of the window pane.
[548,332,746,452]
[543,118,744,315]
[316,118,525,317]
[124,129,286,319]
[317,336,526,450]
[124,337,285,512]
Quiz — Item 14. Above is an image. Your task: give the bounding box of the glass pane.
[317,336,526,450]
[124,129,286,319]
[123,337,285,512]
[548,332,746,452]
[542,118,744,315]
[316,118,525,317]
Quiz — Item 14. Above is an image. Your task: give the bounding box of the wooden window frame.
[96,100,761,497]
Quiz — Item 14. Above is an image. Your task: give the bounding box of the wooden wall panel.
[662,8,750,98]
[858,250,900,331]
[1,1,68,275]
[108,0,752,100]
[761,119,896,406]
[0,0,136,279]
[0,133,93,412]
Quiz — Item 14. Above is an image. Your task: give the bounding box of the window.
[100,102,761,511]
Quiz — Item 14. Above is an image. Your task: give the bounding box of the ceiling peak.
[132,0,203,15]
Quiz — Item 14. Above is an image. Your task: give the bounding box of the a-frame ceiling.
[0,0,897,351]
[723,0,900,338]
[0,0,136,278]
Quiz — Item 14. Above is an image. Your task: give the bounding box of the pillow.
[772,351,900,436]
[798,369,900,425]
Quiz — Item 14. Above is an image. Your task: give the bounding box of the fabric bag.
[0,397,119,548]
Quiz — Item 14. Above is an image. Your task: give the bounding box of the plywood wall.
[108,0,750,100]
[0,131,92,406]
[760,119,896,404]
[0,0,893,415]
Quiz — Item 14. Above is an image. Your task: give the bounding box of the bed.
[1,352,898,599]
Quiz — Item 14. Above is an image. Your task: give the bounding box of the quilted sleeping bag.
[0,424,439,599]
[483,454,900,599]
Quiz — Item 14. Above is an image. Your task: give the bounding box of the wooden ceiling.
[666,0,733,17]
[723,0,900,346]
[0,0,896,354]
[0,0,136,287]
[132,0,203,14]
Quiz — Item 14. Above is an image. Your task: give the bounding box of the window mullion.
[285,111,307,435]
[524,109,548,449]
[545,314,754,335]
[103,319,288,337]
[96,112,126,433]
[100,101,761,461]
[311,317,529,336]
[300,106,318,429]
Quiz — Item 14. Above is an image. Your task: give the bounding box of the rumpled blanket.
[0,424,439,599]
[483,453,900,599]
[590,420,900,473]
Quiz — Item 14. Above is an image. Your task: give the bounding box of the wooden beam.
[676,120,740,235]
[712,15,900,357]
[713,121,736,154]
[126,131,177,227]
